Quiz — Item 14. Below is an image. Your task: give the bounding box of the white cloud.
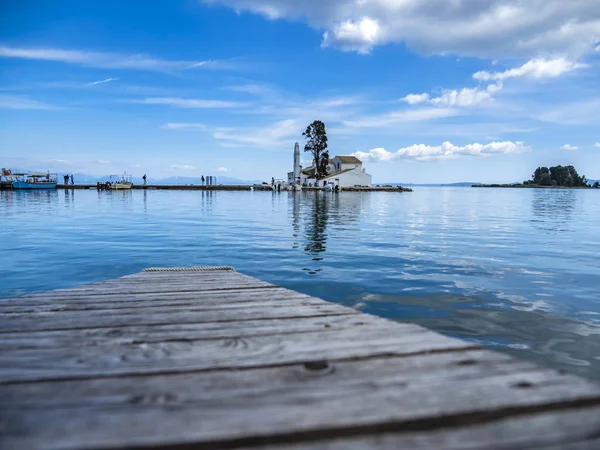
[207,1,600,58]
[404,83,502,108]
[473,58,587,81]
[86,78,119,86]
[213,119,300,148]
[162,123,208,130]
[322,17,381,54]
[214,166,229,172]
[431,83,503,107]
[595,143,600,148]
[402,93,430,105]
[0,95,59,110]
[170,164,197,170]
[343,107,459,128]
[97,160,111,164]
[135,97,246,108]
[560,144,579,151]
[52,159,69,163]
[0,46,234,72]
[354,141,530,162]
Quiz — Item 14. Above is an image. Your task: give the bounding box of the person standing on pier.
[201,175,205,186]
[70,174,74,185]
[143,174,147,186]
[63,174,68,185]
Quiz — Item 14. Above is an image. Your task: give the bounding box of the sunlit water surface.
[2,187,600,380]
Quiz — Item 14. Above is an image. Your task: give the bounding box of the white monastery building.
[287,142,372,188]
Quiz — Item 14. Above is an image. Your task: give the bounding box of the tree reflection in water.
[303,192,330,255]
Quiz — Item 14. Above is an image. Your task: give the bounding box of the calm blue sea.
[2,187,600,379]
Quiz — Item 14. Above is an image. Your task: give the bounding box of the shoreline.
[46,184,413,192]
[472,184,595,189]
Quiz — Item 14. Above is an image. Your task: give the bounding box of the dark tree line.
[526,165,590,187]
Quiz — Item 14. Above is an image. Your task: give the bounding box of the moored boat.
[109,173,133,190]
[1,169,57,190]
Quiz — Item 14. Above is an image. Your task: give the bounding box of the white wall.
[326,167,371,187]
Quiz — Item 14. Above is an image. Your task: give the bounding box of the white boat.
[109,173,133,190]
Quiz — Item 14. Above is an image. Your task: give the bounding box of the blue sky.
[1,0,599,183]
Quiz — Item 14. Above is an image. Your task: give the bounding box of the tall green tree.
[302,120,328,178]
[531,165,588,187]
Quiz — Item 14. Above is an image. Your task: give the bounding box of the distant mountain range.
[67,173,263,185]
[67,174,599,187]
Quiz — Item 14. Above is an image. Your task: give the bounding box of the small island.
[473,165,600,189]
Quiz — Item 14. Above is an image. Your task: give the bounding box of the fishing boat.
[109,173,133,190]
[1,169,57,190]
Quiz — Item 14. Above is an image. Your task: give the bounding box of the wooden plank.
[0,301,357,334]
[2,351,599,450]
[0,349,546,407]
[0,314,385,351]
[17,279,272,297]
[0,296,331,319]
[229,408,600,450]
[0,287,310,312]
[0,325,471,383]
[9,272,273,301]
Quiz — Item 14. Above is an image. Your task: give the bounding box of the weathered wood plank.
[0,325,471,383]
[2,353,599,450]
[0,296,332,320]
[19,280,272,297]
[0,287,312,312]
[8,272,273,301]
[0,301,356,334]
[0,314,384,351]
[0,349,546,407]
[229,408,600,450]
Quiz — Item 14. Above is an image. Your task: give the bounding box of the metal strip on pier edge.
[142,266,235,272]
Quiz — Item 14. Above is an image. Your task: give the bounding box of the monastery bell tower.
[293,142,301,182]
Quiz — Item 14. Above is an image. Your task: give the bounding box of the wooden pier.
[2,267,600,449]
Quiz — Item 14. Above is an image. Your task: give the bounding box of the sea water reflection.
[1,187,600,380]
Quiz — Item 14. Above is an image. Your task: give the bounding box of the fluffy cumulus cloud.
[215,166,229,172]
[353,141,530,162]
[206,0,600,57]
[402,82,502,108]
[473,58,587,81]
[322,17,381,54]
[560,144,579,151]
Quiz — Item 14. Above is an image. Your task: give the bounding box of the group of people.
[63,174,74,185]
[96,181,112,190]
